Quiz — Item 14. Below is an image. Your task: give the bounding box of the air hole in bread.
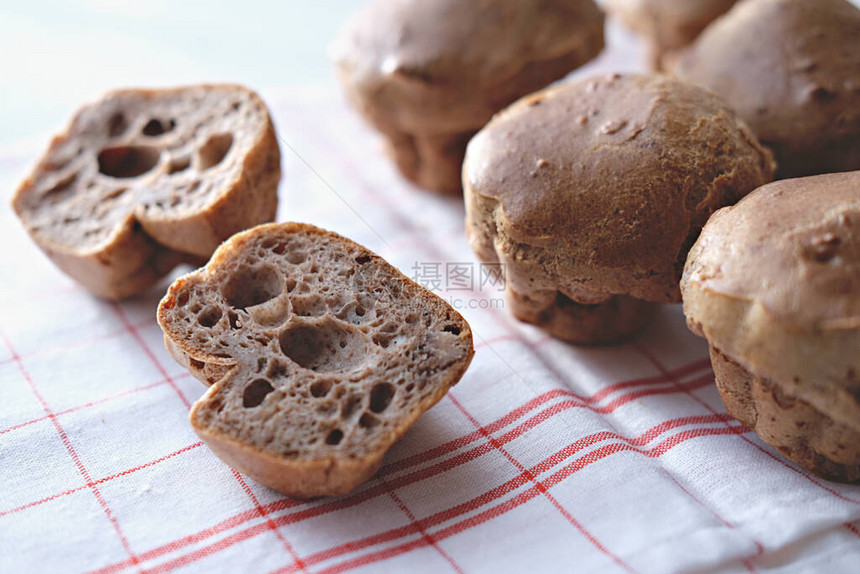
[336,301,368,325]
[372,333,391,348]
[167,156,191,175]
[359,412,379,429]
[222,264,284,309]
[227,310,240,329]
[108,112,128,137]
[326,429,344,445]
[97,146,160,178]
[355,254,371,265]
[210,398,224,414]
[103,187,127,201]
[442,325,461,335]
[369,382,394,413]
[265,360,288,380]
[42,172,78,200]
[317,401,336,416]
[291,295,328,317]
[142,118,176,136]
[310,380,332,398]
[243,378,275,408]
[342,394,362,418]
[272,242,288,255]
[189,358,205,370]
[196,133,233,170]
[198,306,223,327]
[175,289,190,307]
[278,318,367,373]
[285,250,306,265]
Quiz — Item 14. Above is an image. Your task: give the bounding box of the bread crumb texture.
[158,222,474,497]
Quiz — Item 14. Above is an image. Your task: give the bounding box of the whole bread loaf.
[333,0,605,194]
[12,84,281,299]
[682,172,860,481]
[157,222,475,497]
[670,0,860,179]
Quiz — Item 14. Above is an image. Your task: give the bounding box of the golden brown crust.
[158,222,475,498]
[671,0,860,179]
[333,0,605,193]
[12,84,280,300]
[464,73,774,343]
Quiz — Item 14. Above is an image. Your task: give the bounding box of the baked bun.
[332,0,605,194]
[605,0,736,69]
[157,222,474,498]
[671,0,860,179]
[464,73,775,344]
[12,84,281,300]
[681,171,860,482]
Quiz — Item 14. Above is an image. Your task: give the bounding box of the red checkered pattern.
[2,87,859,574]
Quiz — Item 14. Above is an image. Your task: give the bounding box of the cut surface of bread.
[12,84,281,299]
[157,222,475,497]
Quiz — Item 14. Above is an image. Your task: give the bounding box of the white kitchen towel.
[1,76,859,574]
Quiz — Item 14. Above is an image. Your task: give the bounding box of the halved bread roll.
[157,222,475,498]
[12,84,281,299]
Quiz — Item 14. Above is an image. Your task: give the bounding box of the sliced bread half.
[12,84,281,299]
[157,222,475,497]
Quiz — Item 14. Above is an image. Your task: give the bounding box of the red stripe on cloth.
[271,424,749,574]
[123,415,747,574]
[231,470,308,572]
[0,373,191,437]
[0,332,141,567]
[0,316,156,371]
[634,344,860,507]
[448,393,637,574]
[378,473,465,574]
[383,358,713,476]
[111,304,191,410]
[86,376,726,574]
[844,522,860,538]
[0,442,203,518]
[88,504,306,574]
[474,332,550,350]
